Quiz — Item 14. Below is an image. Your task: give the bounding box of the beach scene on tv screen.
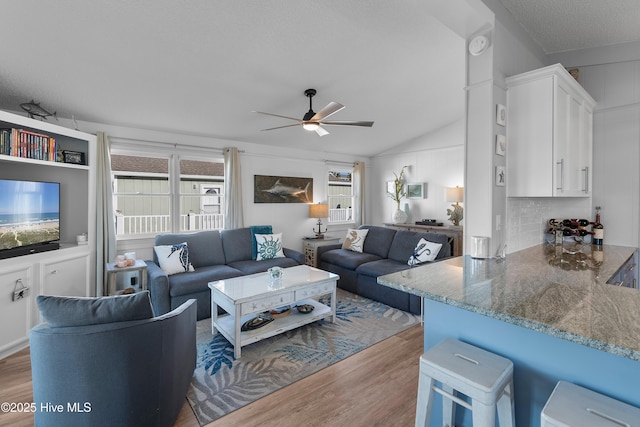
[0,180,60,250]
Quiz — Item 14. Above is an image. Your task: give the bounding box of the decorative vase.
[392,208,408,224]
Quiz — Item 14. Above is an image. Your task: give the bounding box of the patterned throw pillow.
[154,242,195,275]
[408,238,443,266]
[341,228,369,253]
[250,225,273,260]
[255,233,285,260]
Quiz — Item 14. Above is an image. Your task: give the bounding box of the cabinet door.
[507,75,555,197]
[554,78,592,197]
[579,103,593,196]
[40,254,90,297]
[0,265,33,359]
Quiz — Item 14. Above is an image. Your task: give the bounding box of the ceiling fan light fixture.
[302,122,319,131]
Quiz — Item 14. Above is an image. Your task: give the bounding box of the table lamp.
[309,203,329,238]
[445,186,464,227]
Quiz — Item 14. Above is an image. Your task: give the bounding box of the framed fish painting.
[254,175,314,203]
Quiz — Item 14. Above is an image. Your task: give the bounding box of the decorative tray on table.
[267,305,291,319]
[241,313,274,331]
[296,304,315,314]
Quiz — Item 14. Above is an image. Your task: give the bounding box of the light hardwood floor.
[0,325,423,427]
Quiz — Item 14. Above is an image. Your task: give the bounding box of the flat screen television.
[0,179,60,259]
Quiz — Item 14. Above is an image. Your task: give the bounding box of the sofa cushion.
[168,265,244,297]
[154,242,195,275]
[221,227,253,263]
[320,248,381,270]
[408,238,443,266]
[387,230,450,263]
[250,225,273,259]
[227,257,299,275]
[255,232,285,260]
[155,230,225,268]
[36,291,154,328]
[355,258,414,278]
[342,228,369,253]
[358,225,397,258]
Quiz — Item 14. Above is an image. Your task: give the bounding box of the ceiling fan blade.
[311,102,345,121]
[253,111,301,122]
[320,120,374,127]
[315,126,329,136]
[260,123,301,131]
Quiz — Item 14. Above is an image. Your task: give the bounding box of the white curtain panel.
[353,161,365,226]
[224,147,244,229]
[96,132,117,296]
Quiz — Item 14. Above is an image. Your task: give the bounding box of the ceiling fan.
[253,88,374,136]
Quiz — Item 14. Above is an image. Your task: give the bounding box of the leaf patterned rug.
[187,288,420,425]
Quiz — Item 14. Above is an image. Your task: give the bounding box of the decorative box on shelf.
[302,237,340,267]
[62,150,86,165]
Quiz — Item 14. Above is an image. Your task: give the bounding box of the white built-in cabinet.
[506,63,596,197]
[0,110,96,359]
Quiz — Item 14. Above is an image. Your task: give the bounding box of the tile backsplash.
[506,197,592,253]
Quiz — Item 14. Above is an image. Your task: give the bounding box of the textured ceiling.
[499,0,640,53]
[0,0,465,157]
[2,1,637,158]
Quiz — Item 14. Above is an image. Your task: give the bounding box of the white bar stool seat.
[541,381,640,427]
[415,338,515,427]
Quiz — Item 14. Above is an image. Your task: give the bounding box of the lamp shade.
[445,186,464,203]
[309,203,329,218]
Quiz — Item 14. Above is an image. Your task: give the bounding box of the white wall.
[480,0,606,253]
[370,119,464,226]
[50,116,368,259]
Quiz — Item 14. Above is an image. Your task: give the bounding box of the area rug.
[186,289,420,425]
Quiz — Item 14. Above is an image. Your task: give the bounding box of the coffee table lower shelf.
[213,298,333,357]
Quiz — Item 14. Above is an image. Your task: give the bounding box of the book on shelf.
[0,128,57,162]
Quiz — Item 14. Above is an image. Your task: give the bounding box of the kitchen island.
[378,243,639,426]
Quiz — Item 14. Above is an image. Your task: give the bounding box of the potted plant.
[387,166,408,223]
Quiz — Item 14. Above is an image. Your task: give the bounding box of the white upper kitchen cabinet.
[506,63,596,197]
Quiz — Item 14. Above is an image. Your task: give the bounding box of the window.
[111,152,224,237]
[179,157,225,232]
[327,169,353,223]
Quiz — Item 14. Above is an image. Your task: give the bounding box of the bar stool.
[542,381,640,427]
[415,338,515,427]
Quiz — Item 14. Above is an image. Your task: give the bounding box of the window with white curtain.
[110,146,224,237]
[327,167,354,224]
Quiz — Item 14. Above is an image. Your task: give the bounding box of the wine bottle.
[593,206,604,246]
[561,228,594,237]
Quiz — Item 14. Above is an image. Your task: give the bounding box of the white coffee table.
[208,264,338,358]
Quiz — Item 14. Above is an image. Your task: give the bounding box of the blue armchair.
[30,295,197,427]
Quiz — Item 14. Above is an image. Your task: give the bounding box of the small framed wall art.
[406,182,426,199]
[386,181,396,195]
[495,166,506,186]
[496,104,506,126]
[496,134,506,156]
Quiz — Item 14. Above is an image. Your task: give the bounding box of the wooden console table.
[384,223,463,257]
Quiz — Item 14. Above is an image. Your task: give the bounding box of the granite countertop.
[378,243,640,361]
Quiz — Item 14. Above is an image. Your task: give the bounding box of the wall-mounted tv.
[0,179,60,259]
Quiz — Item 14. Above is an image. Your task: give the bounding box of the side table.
[302,237,340,267]
[105,259,148,296]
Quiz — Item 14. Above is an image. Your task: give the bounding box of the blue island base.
[422,298,640,427]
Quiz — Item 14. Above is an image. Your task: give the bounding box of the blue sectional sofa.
[146,227,305,320]
[318,225,452,315]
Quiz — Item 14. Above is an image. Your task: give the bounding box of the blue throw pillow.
[36,291,155,328]
[250,225,273,260]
